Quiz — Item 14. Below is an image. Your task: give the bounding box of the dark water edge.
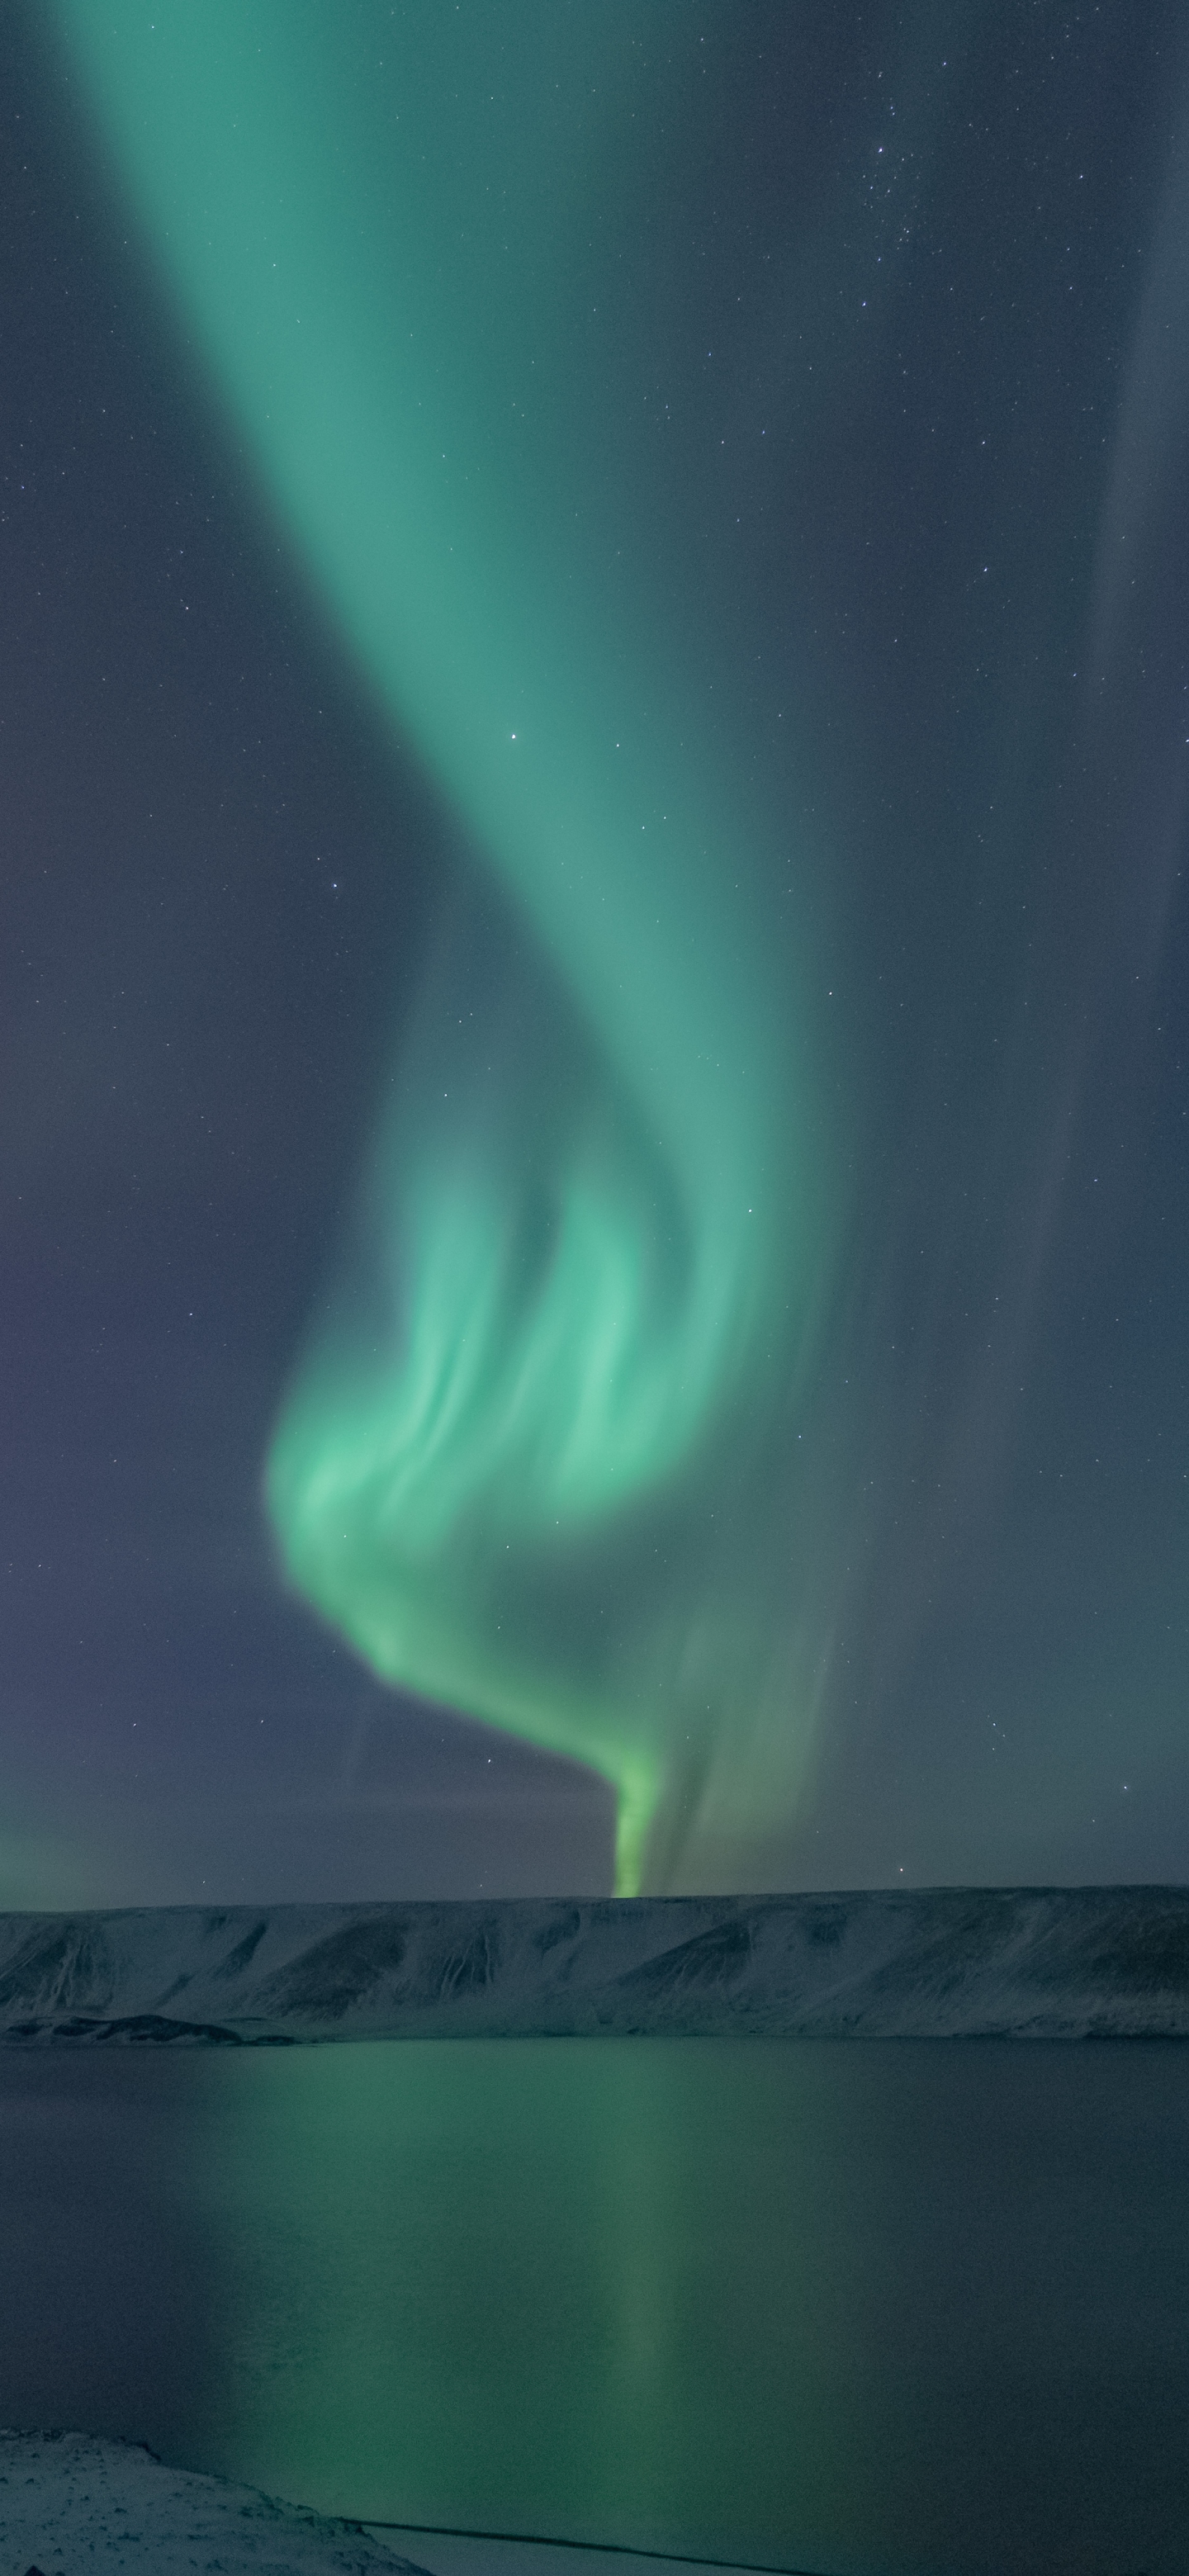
[2,2038,1187,2576]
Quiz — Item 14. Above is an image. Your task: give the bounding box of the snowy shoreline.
[2,1886,1188,2043]
[0,2435,764,2576]
[0,2432,430,2576]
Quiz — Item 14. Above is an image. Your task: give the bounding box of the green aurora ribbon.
[58,2,835,1888]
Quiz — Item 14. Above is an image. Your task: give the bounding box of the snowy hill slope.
[2,1887,1188,2043]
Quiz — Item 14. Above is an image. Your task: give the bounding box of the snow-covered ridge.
[2,1887,1188,2043]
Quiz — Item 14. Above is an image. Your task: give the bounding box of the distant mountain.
[2,1887,1188,2043]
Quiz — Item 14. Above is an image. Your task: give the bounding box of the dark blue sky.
[3,2,1189,1903]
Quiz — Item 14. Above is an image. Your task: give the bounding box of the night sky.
[4,2,1189,1906]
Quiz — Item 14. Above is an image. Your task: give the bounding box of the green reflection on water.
[187,2039,853,2561]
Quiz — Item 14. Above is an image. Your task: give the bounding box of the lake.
[2,2039,1187,2575]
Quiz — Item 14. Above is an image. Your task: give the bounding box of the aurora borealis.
[5,2,1189,1901]
[52,0,836,1892]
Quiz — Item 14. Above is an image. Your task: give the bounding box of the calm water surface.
[1,2039,1187,2576]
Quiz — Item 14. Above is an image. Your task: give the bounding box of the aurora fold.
[56,2,835,1888]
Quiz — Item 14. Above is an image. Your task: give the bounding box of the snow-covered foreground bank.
[2,1886,1188,2041]
[0,2436,765,2576]
[0,2432,429,2575]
